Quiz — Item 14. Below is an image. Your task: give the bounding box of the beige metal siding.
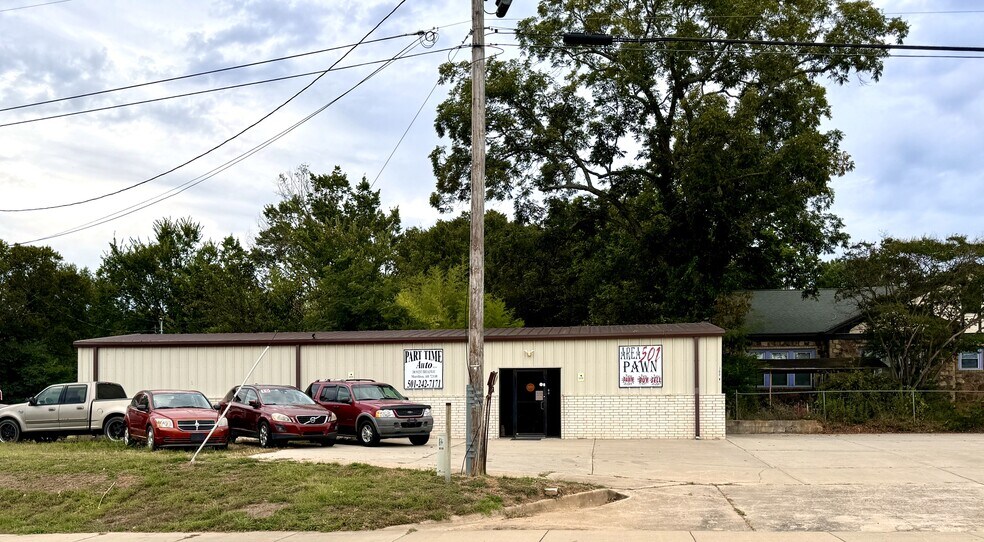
[95,346,296,399]
[77,348,94,382]
[78,335,722,399]
[484,336,715,395]
[301,343,468,399]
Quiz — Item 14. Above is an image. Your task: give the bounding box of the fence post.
[822,390,827,420]
[911,389,916,422]
[734,389,740,421]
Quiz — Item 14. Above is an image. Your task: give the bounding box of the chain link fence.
[730,389,984,430]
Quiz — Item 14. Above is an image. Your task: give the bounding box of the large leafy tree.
[0,241,94,401]
[254,165,404,331]
[94,218,270,334]
[431,0,908,321]
[837,237,984,389]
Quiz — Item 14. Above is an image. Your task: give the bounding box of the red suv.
[217,385,337,447]
[305,379,432,447]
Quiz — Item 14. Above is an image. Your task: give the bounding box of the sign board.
[404,349,444,390]
[618,345,663,388]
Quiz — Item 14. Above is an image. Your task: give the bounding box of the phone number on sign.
[406,379,442,389]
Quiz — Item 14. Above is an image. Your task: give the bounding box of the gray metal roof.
[74,323,724,348]
[746,289,860,336]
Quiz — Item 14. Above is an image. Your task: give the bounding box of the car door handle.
[76,406,84,410]
[48,407,56,411]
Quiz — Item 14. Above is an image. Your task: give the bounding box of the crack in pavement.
[714,484,755,531]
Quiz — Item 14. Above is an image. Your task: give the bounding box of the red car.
[217,385,337,448]
[123,390,229,450]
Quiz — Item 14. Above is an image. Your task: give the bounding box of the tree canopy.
[837,236,984,388]
[431,0,908,321]
[253,165,405,331]
[0,242,93,401]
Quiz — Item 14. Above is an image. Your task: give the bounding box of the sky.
[1,0,982,271]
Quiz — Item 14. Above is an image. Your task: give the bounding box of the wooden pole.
[468,0,487,476]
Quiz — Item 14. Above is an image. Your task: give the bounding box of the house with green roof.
[745,289,886,390]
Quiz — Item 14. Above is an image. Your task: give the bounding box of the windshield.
[259,388,315,406]
[352,384,406,401]
[152,392,212,410]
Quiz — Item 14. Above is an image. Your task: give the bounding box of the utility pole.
[466,0,487,477]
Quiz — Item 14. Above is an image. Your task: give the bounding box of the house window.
[750,349,817,360]
[762,372,813,388]
[959,351,983,371]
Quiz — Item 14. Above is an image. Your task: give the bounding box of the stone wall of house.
[829,339,864,359]
[939,361,984,392]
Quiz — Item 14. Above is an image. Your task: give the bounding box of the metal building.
[75,324,725,439]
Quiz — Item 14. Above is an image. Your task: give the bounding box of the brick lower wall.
[413,393,726,439]
[561,394,726,439]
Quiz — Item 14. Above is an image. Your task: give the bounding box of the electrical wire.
[0,34,414,114]
[1,45,465,129]
[509,42,984,59]
[370,29,470,189]
[17,35,426,244]
[0,0,72,13]
[1,0,410,213]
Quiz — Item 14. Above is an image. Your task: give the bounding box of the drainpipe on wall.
[693,337,701,439]
[295,345,302,389]
[93,347,100,382]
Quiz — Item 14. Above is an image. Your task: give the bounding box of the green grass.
[0,439,594,533]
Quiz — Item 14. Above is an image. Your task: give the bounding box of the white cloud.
[1,0,981,273]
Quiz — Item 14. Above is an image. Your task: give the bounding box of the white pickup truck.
[0,382,130,443]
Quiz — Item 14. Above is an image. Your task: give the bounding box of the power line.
[371,30,472,189]
[18,35,426,245]
[1,46,464,129]
[566,34,984,54]
[0,34,413,114]
[0,0,73,13]
[1,0,410,213]
[497,42,984,60]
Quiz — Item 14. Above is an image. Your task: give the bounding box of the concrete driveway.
[257,433,984,533]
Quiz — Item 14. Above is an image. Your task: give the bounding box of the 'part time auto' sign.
[618,345,663,388]
[404,349,444,390]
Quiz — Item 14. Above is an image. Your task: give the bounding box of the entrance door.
[499,368,561,438]
[514,369,547,437]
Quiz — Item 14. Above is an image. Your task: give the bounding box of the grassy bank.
[0,439,592,533]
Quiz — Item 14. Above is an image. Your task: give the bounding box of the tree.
[94,218,269,334]
[396,265,524,329]
[837,237,984,388]
[431,0,908,321]
[254,165,404,331]
[0,241,94,401]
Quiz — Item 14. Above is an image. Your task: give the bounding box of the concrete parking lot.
[258,433,984,533]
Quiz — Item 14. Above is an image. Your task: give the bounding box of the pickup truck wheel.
[0,420,22,443]
[103,416,126,441]
[258,421,274,448]
[409,435,430,446]
[357,421,380,447]
[145,426,158,451]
